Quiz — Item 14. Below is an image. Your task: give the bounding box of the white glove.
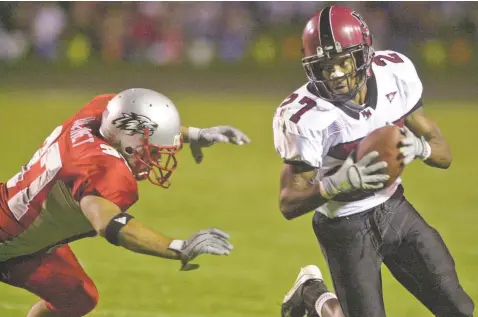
[320,151,390,200]
[188,126,251,164]
[168,228,233,271]
[399,126,431,165]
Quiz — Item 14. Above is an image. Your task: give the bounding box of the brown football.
[356,125,405,187]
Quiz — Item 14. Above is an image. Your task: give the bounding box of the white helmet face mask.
[100,88,182,188]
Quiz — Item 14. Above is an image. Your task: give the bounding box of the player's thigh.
[0,245,98,312]
[384,199,474,317]
[312,211,386,317]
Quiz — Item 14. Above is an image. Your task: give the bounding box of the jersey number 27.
[279,94,316,124]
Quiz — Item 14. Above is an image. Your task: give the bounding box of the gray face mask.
[302,45,373,103]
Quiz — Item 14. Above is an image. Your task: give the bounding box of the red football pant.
[0,244,98,317]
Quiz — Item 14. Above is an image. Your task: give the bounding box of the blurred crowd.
[0,1,476,67]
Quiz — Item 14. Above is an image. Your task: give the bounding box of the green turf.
[0,90,476,317]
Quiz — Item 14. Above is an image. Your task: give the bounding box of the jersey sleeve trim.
[397,97,423,121]
[283,159,315,168]
[274,129,324,168]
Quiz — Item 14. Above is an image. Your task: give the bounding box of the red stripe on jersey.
[328,138,362,160]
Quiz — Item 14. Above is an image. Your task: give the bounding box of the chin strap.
[343,99,365,110]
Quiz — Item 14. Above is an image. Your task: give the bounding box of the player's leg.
[27,301,55,317]
[0,244,99,317]
[281,265,343,317]
[312,211,386,317]
[383,198,474,317]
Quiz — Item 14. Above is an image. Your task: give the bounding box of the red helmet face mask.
[130,128,182,189]
[301,6,374,102]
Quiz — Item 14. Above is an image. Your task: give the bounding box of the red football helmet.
[301,6,374,102]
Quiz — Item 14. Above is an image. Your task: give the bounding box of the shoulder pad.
[273,85,344,167]
[67,139,136,183]
[372,50,423,110]
[274,85,338,139]
[89,94,116,105]
[67,143,138,212]
[79,94,116,116]
[67,136,131,173]
[373,50,419,80]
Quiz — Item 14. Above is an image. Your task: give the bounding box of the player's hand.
[168,228,233,271]
[188,126,251,164]
[397,126,431,165]
[320,151,390,199]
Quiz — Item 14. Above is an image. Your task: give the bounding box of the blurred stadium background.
[0,1,477,317]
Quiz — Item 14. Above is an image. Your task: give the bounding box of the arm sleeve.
[274,123,323,168]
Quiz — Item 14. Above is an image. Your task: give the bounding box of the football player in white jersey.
[274,5,474,317]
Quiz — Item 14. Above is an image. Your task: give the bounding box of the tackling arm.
[80,195,181,259]
[180,126,191,143]
[181,124,250,164]
[405,108,452,169]
[181,125,250,146]
[80,195,233,271]
[279,162,328,220]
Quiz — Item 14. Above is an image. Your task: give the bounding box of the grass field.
[0,89,476,317]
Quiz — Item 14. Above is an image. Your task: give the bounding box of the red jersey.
[0,94,138,261]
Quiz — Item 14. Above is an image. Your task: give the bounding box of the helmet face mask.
[127,128,182,188]
[302,44,372,102]
[301,6,374,103]
[100,88,183,188]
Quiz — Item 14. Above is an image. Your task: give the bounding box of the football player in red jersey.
[274,5,474,317]
[0,88,250,317]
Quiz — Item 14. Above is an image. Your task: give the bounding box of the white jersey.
[273,50,423,218]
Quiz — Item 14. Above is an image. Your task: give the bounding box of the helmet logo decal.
[112,112,158,136]
[351,11,370,39]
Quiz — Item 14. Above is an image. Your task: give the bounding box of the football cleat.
[282,265,324,317]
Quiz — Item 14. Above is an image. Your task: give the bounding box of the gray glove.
[188,126,251,164]
[168,228,233,271]
[398,126,431,165]
[320,151,390,199]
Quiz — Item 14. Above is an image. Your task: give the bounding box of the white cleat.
[283,265,323,304]
[281,265,324,317]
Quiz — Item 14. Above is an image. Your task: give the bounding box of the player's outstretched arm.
[180,125,250,145]
[403,108,452,169]
[80,195,233,270]
[180,125,250,164]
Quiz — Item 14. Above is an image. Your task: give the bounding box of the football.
[356,125,405,187]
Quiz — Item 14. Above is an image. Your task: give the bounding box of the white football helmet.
[99,88,182,188]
